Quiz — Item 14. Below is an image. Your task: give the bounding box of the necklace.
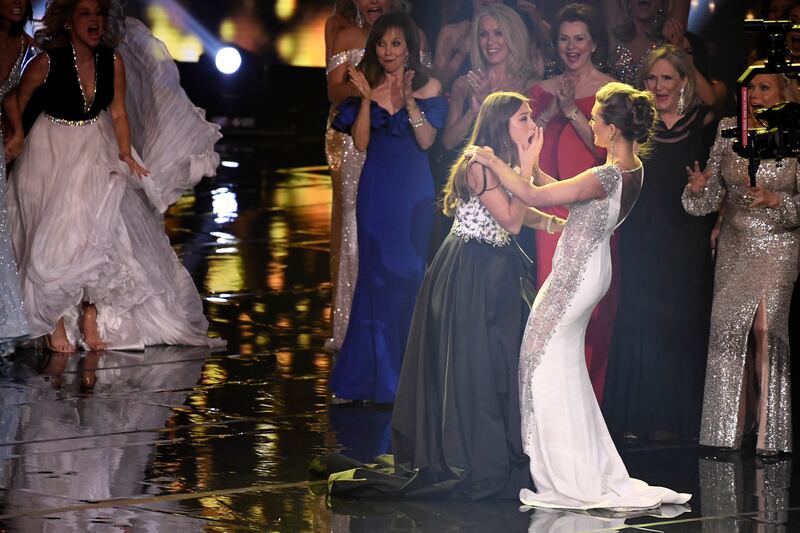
[70,40,97,114]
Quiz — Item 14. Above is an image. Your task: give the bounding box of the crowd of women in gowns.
[318,0,800,511]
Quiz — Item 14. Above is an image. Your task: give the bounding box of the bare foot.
[45,318,76,353]
[80,303,107,351]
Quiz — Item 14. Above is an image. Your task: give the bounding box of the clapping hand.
[467,69,492,104]
[556,76,578,116]
[685,160,711,194]
[402,69,416,106]
[347,64,371,100]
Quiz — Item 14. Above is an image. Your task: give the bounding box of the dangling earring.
[609,133,616,163]
[403,54,409,68]
[354,5,365,28]
[677,86,686,115]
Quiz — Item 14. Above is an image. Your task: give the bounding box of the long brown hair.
[358,11,429,90]
[35,0,125,49]
[442,91,528,216]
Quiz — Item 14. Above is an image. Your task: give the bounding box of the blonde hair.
[36,0,125,49]
[442,92,528,216]
[612,0,674,43]
[469,4,532,82]
[640,45,700,110]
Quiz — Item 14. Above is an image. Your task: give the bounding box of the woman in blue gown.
[330,12,447,404]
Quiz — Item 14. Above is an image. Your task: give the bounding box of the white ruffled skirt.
[7,19,224,350]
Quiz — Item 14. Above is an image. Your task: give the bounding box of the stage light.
[215,47,242,74]
[221,160,240,168]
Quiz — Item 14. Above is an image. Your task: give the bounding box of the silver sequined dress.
[518,164,690,509]
[323,49,433,351]
[0,40,33,354]
[682,117,800,453]
[324,48,366,351]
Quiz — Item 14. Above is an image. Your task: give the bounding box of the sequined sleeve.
[773,166,800,229]
[594,164,621,198]
[682,118,730,216]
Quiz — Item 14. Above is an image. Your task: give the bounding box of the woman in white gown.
[4,0,224,352]
[466,82,691,510]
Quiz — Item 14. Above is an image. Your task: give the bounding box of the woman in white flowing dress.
[466,81,691,510]
[4,0,224,352]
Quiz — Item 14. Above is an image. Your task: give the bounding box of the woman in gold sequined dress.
[682,72,800,455]
[324,1,429,351]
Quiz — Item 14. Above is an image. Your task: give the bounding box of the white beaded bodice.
[450,195,511,247]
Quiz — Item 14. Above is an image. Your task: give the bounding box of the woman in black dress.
[324,91,562,499]
[603,45,718,442]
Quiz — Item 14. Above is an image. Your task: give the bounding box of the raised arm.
[433,23,471,92]
[327,28,362,104]
[468,163,528,235]
[469,148,605,207]
[442,76,476,150]
[109,54,148,178]
[405,75,441,151]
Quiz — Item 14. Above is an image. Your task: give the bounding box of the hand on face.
[516,125,543,173]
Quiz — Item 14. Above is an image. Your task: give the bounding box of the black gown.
[321,187,534,500]
[603,106,716,440]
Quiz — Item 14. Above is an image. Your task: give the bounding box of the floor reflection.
[0,347,210,531]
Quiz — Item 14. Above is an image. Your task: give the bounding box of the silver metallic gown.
[682,117,800,453]
[0,40,34,355]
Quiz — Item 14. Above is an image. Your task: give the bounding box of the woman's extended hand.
[748,183,781,208]
[464,145,496,167]
[120,153,149,178]
[347,65,371,100]
[4,133,23,160]
[556,76,577,116]
[685,160,711,194]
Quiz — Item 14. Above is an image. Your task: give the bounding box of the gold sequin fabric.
[682,117,800,453]
[324,49,366,351]
[611,40,661,87]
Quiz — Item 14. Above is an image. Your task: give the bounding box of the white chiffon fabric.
[518,164,690,510]
[7,19,224,351]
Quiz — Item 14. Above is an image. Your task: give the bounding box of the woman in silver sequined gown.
[324,1,430,350]
[682,73,800,455]
[0,4,33,355]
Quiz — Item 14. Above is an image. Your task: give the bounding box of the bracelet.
[565,108,579,121]
[546,214,555,234]
[409,111,427,128]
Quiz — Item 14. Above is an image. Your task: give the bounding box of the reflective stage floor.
[0,137,798,532]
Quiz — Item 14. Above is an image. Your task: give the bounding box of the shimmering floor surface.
[0,137,798,532]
